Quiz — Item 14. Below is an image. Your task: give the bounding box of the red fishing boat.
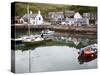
[78,44,97,57]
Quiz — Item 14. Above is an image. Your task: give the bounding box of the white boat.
[41,29,54,36]
[13,38,22,41]
[21,35,44,42]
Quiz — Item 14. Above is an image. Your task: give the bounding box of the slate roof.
[64,11,75,18]
[22,14,37,22]
[48,12,64,17]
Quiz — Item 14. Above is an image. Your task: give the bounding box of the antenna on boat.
[27,5,31,36]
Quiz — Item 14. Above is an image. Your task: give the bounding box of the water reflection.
[13,31,97,73]
[78,55,97,64]
[13,46,97,73]
[15,32,97,50]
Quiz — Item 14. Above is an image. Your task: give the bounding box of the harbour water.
[13,30,97,73]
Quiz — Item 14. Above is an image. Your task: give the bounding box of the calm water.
[13,30,97,73]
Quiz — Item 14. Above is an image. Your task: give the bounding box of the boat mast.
[27,5,31,36]
[27,5,31,72]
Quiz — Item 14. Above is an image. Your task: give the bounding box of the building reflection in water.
[53,33,96,47]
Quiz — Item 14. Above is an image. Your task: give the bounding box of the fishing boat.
[41,29,54,36]
[78,44,97,57]
[41,29,54,39]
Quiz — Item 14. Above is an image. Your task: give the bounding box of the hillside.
[14,2,97,17]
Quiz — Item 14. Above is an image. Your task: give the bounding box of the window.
[39,17,41,20]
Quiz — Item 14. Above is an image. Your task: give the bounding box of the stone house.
[83,13,97,25]
[48,12,64,24]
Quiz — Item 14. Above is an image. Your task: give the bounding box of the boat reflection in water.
[78,55,97,64]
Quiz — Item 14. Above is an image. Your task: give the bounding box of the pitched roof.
[74,12,82,19]
[22,14,37,22]
[48,12,64,16]
[64,11,75,18]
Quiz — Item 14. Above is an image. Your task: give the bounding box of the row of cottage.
[13,10,97,26]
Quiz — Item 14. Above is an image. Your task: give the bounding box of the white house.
[61,12,89,26]
[61,18,75,25]
[74,12,82,19]
[21,10,43,25]
[74,12,89,26]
